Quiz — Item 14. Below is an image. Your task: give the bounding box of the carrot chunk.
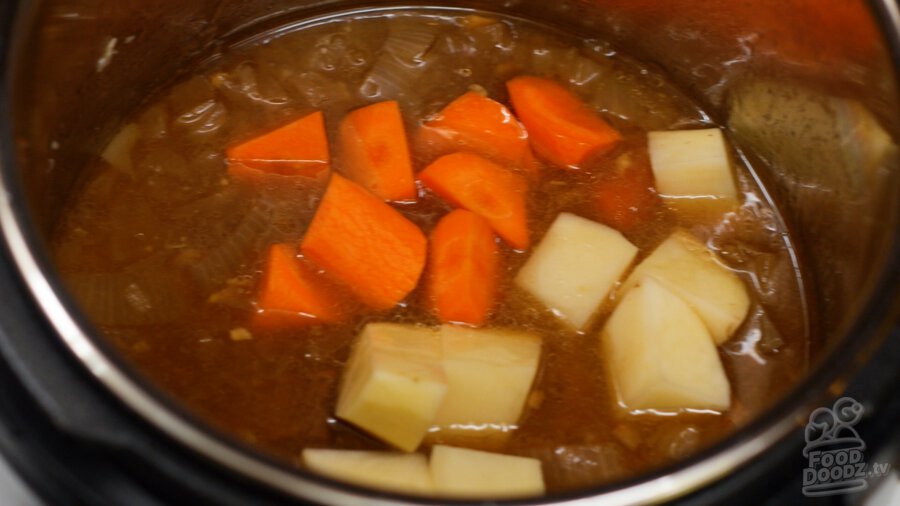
[416,91,536,172]
[300,174,427,310]
[253,243,344,329]
[593,152,661,233]
[339,101,417,202]
[428,209,500,326]
[419,152,529,250]
[226,111,330,178]
[507,76,621,169]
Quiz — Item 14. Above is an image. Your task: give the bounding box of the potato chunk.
[648,128,738,199]
[302,449,433,495]
[621,230,750,344]
[433,326,541,431]
[515,213,638,330]
[430,445,545,498]
[602,277,731,411]
[335,323,447,452]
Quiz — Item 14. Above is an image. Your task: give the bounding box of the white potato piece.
[430,445,545,498]
[602,277,731,411]
[336,323,447,452]
[515,213,638,330]
[302,449,433,495]
[432,326,541,431]
[101,122,140,175]
[621,230,750,344]
[648,128,738,199]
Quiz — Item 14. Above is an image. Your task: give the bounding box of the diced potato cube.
[302,449,433,495]
[101,123,140,175]
[602,277,731,411]
[336,323,447,452]
[515,213,638,330]
[621,230,750,344]
[430,445,545,498]
[648,128,738,199]
[432,326,542,431]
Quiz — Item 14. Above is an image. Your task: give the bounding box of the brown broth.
[52,9,810,493]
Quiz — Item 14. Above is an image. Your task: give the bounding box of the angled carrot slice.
[507,76,621,169]
[419,152,530,250]
[339,101,417,202]
[253,243,344,329]
[300,174,426,310]
[428,209,500,326]
[416,91,536,172]
[226,111,330,178]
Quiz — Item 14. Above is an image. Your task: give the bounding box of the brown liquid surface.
[53,9,810,493]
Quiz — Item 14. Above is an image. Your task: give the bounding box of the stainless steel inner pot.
[1,1,898,504]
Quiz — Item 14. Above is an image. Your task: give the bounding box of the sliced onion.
[586,61,704,130]
[100,123,139,175]
[470,20,515,52]
[310,32,374,78]
[65,257,191,327]
[186,198,275,293]
[137,104,169,139]
[213,62,291,108]
[433,31,477,58]
[166,75,216,118]
[286,71,353,108]
[360,20,436,100]
[174,99,229,138]
[566,54,608,87]
[360,57,417,100]
[134,146,188,181]
[522,445,627,490]
[383,20,436,62]
[724,306,785,359]
[170,185,244,224]
[528,46,565,77]
[651,425,702,461]
[833,98,897,186]
[312,33,348,73]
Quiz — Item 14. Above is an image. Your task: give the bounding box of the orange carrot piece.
[339,100,417,202]
[300,174,427,310]
[507,76,621,169]
[428,209,500,326]
[416,91,536,172]
[419,152,530,250]
[226,111,330,178]
[253,243,344,329]
[593,152,660,233]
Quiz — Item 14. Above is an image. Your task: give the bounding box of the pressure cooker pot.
[0,1,897,505]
